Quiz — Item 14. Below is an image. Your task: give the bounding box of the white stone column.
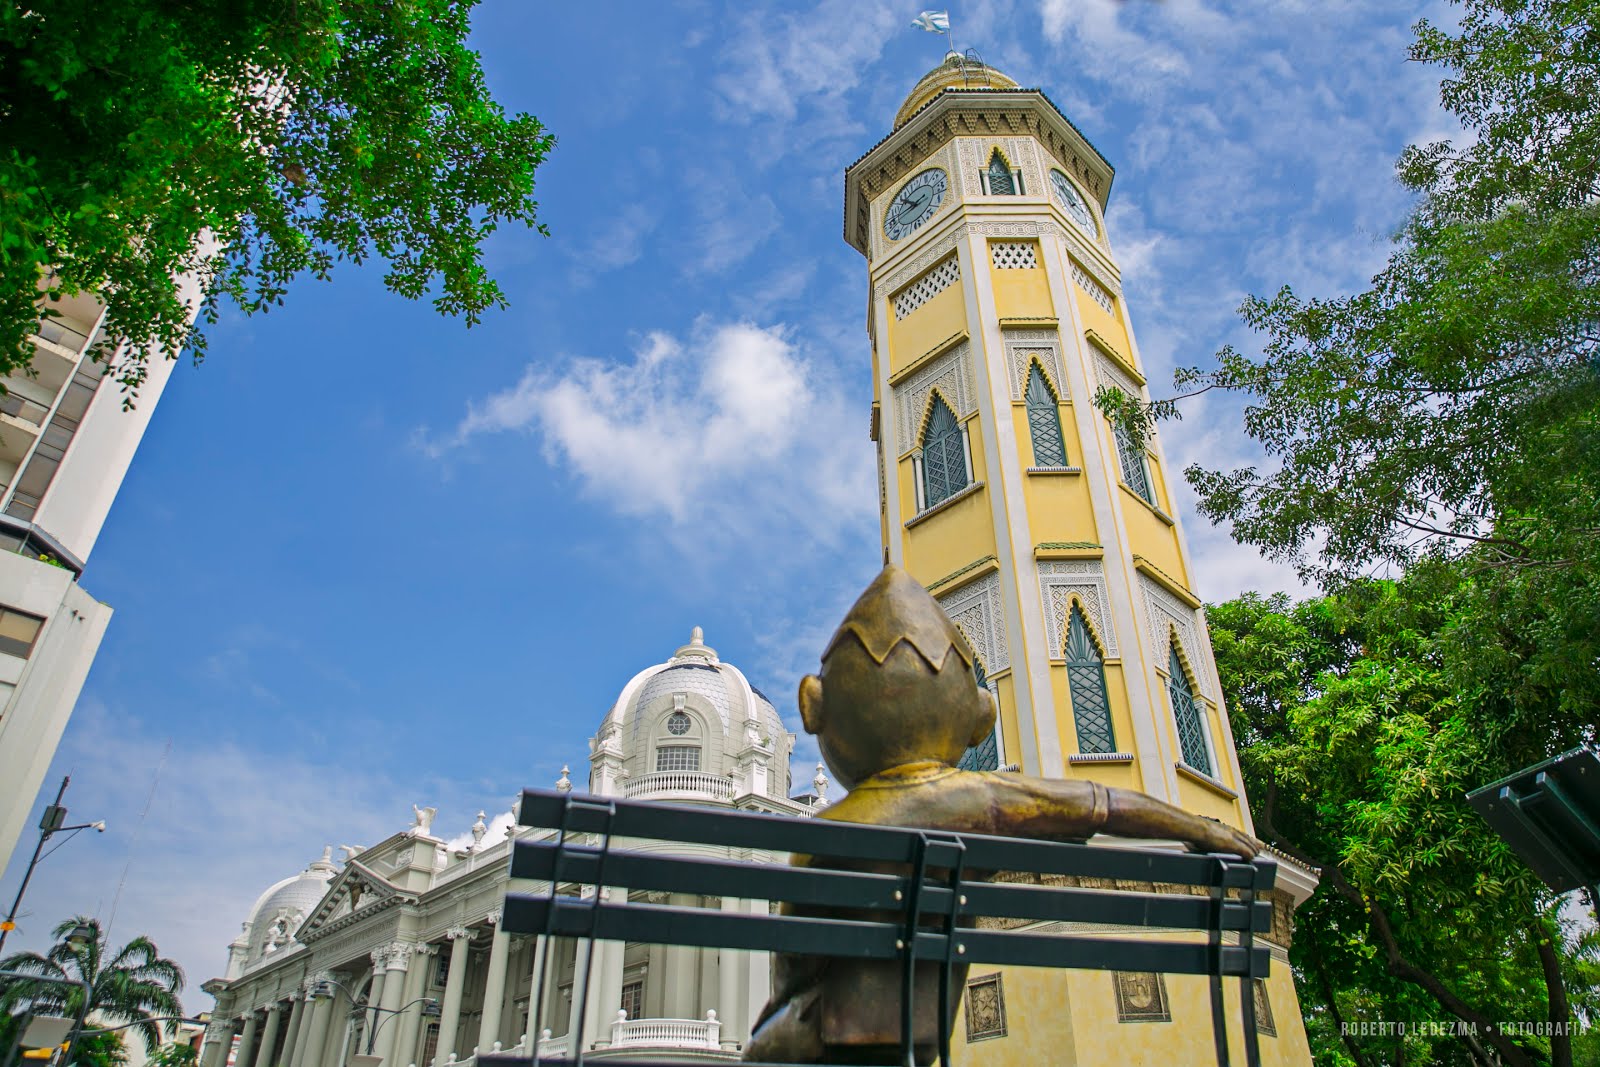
[373,941,412,1064]
[199,1018,232,1067]
[287,987,319,1067]
[234,1011,260,1067]
[718,896,742,1048]
[580,890,625,1050]
[299,982,334,1067]
[566,938,590,1058]
[476,911,511,1053]
[745,899,771,1032]
[522,934,549,1044]
[256,1002,284,1067]
[278,993,305,1067]
[392,944,435,1067]
[434,926,473,1064]
[364,958,388,1058]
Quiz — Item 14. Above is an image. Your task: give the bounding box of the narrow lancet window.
[1065,606,1115,754]
[1025,364,1067,467]
[986,150,1017,195]
[1167,646,1210,775]
[1112,415,1154,503]
[921,396,969,507]
[958,658,1000,771]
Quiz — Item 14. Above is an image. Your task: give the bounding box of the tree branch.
[1532,919,1573,1067]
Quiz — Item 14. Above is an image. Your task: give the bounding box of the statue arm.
[999,777,1257,858]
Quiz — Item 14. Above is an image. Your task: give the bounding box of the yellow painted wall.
[887,283,967,378]
[900,415,996,587]
[1119,490,1188,590]
[989,255,1054,322]
[1071,282,1129,352]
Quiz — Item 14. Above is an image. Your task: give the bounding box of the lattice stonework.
[1139,574,1218,701]
[938,572,1009,675]
[893,341,976,455]
[1038,560,1117,659]
[892,255,961,320]
[1071,260,1116,313]
[990,241,1038,269]
[1091,346,1142,402]
[1113,419,1155,503]
[1168,645,1212,775]
[1025,364,1068,467]
[1004,330,1065,401]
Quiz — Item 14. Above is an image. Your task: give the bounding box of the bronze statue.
[743,566,1258,1064]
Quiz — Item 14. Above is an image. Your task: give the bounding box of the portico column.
[566,939,591,1057]
[299,979,335,1067]
[234,1011,261,1067]
[278,993,305,1067]
[373,942,412,1064]
[364,951,389,1055]
[434,925,473,1064]
[662,895,697,1018]
[393,944,436,1067]
[477,911,511,1053]
[289,985,320,1067]
[718,897,742,1049]
[199,1018,232,1067]
[256,1002,284,1067]
[746,898,771,1035]
[580,889,624,1050]
[524,934,549,1044]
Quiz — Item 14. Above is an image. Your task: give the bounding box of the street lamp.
[308,976,438,1065]
[0,777,105,957]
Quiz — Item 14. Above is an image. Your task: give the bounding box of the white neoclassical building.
[200,629,823,1067]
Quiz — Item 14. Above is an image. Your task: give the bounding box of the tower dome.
[592,628,795,803]
[894,51,1020,129]
[240,847,337,966]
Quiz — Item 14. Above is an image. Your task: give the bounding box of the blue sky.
[2,0,1454,1005]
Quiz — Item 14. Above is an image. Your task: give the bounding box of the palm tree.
[0,916,184,1057]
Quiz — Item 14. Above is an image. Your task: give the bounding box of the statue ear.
[798,674,825,735]
[969,687,997,748]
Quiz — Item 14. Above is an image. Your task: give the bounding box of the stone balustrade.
[620,771,735,803]
[608,1010,722,1050]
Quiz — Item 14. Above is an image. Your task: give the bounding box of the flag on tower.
[912,10,950,33]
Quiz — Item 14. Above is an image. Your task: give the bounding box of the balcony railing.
[608,1011,722,1050]
[621,771,734,803]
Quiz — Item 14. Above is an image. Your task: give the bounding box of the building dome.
[593,627,795,802]
[241,848,337,962]
[894,51,1020,129]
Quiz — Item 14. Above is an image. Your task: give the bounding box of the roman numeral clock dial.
[883,168,948,241]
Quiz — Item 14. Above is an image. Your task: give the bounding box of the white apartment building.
[0,282,188,868]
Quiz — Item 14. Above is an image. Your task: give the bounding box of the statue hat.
[821,565,975,672]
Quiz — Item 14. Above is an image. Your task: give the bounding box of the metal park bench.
[484,788,1278,1067]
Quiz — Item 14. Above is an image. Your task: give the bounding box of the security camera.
[91,821,106,832]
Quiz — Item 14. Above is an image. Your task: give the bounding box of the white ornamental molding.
[1037,560,1118,659]
[1003,329,1065,401]
[445,924,473,941]
[486,907,503,926]
[875,224,965,301]
[1091,345,1143,401]
[893,340,977,456]
[956,137,1045,202]
[383,940,416,971]
[1071,260,1116,313]
[937,572,1009,675]
[1140,575,1218,701]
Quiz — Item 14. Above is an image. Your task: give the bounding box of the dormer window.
[982,149,1023,195]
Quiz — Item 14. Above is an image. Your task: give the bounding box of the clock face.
[884,169,947,241]
[1050,170,1097,239]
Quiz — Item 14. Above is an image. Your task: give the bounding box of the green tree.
[0,916,185,1057]
[1210,580,1599,1067]
[147,1042,199,1067]
[0,0,554,395]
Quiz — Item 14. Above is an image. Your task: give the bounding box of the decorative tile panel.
[893,255,962,320]
[1113,972,1171,1023]
[938,572,1008,674]
[1139,575,1218,700]
[1038,560,1117,659]
[964,973,1007,1041]
[1071,260,1116,313]
[989,241,1038,270]
[893,341,976,455]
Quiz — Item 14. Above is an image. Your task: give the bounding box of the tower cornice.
[842,89,1115,258]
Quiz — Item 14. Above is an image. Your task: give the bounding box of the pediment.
[297,860,415,942]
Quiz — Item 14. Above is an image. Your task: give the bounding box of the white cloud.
[421,319,873,546]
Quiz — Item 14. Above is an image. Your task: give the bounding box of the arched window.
[1025,364,1067,467]
[1111,414,1154,503]
[1065,606,1115,754]
[985,149,1018,195]
[958,658,1000,771]
[1167,646,1210,775]
[921,396,969,507]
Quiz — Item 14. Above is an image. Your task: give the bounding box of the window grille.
[655,746,701,773]
[989,241,1038,269]
[666,711,691,735]
[920,397,969,508]
[892,256,961,320]
[1024,364,1067,467]
[982,150,1022,196]
[1168,647,1211,776]
[1065,607,1115,754]
[1071,261,1116,313]
[964,973,1007,1040]
[958,660,999,772]
[1111,416,1154,504]
[620,980,644,1021]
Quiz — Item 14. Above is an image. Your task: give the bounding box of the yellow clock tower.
[843,53,1317,1064]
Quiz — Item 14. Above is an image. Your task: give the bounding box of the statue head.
[799,566,996,789]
